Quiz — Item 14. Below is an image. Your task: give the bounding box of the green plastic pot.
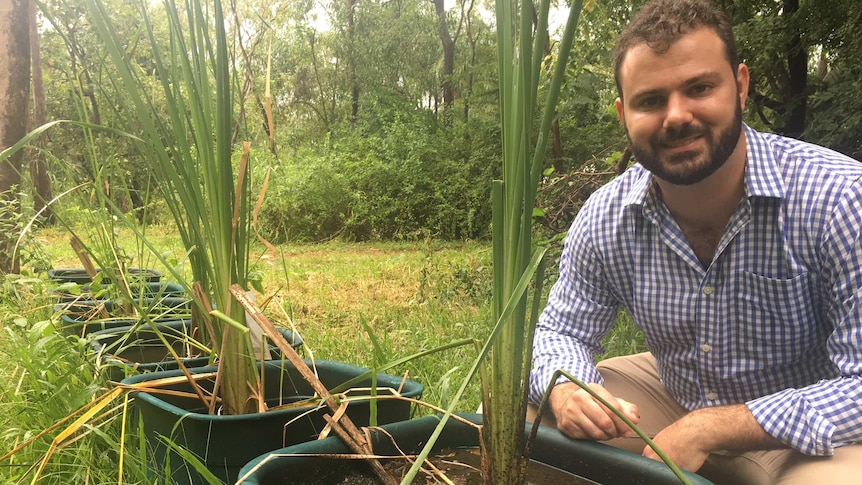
[52,281,187,303]
[237,413,714,485]
[54,297,192,335]
[47,267,163,284]
[89,320,304,381]
[121,360,424,485]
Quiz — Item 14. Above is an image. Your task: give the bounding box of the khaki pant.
[528,353,862,484]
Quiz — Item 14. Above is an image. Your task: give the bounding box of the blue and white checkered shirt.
[530,124,862,456]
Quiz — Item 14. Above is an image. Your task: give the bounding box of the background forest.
[0,0,862,266]
[0,1,858,482]
[5,0,862,263]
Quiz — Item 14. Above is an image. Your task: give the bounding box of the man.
[528,0,862,483]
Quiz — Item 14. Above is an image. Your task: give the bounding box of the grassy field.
[0,224,645,483]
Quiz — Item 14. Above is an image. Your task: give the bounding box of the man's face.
[615,28,749,186]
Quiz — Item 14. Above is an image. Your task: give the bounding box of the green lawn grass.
[0,224,646,483]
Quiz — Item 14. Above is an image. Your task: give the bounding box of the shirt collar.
[622,123,785,210]
[743,124,785,199]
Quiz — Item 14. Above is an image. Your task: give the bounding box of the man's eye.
[691,84,712,95]
[638,97,662,109]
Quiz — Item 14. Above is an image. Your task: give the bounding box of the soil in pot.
[237,414,713,485]
[338,447,599,485]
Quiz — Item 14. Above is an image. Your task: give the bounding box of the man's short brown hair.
[613,0,739,100]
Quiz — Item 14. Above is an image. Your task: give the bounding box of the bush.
[256,149,358,243]
[257,113,497,242]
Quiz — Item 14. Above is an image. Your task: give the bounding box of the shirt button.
[701,344,712,353]
[707,392,718,400]
[702,285,714,295]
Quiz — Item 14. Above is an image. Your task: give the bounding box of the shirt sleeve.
[529,199,621,404]
[747,184,862,455]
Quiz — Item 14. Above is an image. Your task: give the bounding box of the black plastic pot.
[89,320,304,381]
[121,360,425,485]
[237,413,715,485]
[47,267,163,284]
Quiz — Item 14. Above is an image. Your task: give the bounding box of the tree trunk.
[0,0,31,273]
[462,0,476,127]
[347,0,359,123]
[782,0,806,138]
[433,0,455,120]
[28,0,53,225]
[464,6,476,130]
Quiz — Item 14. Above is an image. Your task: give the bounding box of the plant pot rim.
[89,321,304,379]
[121,359,424,421]
[52,282,187,302]
[238,412,715,485]
[48,267,164,283]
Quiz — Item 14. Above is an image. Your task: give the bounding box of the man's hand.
[642,414,712,471]
[549,381,640,440]
[642,404,784,472]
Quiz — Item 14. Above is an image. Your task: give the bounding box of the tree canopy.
[24,0,862,244]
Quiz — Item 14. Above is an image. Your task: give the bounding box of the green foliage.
[336,117,492,241]
[419,255,493,305]
[599,310,647,360]
[800,0,862,159]
[0,278,149,483]
[255,147,359,243]
[33,0,862,248]
[82,0,264,414]
[806,72,862,159]
[0,188,52,274]
[257,113,497,242]
[0,227,648,482]
[733,0,862,158]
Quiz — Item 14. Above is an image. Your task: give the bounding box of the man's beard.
[628,101,743,186]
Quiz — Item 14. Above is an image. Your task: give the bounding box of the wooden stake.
[69,237,110,320]
[230,284,397,485]
[69,237,98,279]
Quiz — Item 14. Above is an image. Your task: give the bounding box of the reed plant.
[463,2,588,484]
[398,1,586,484]
[83,0,261,415]
[480,0,584,482]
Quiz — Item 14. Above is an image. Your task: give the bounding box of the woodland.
[0,1,858,483]
[0,0,861,273]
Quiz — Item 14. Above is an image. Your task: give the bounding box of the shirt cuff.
[529,356,603,405]
[747,388,836,456]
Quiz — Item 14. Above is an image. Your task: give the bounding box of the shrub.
[257,114,497,242]
[256,150,357,243]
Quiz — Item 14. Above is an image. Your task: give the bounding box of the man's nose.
[663,93,694,128]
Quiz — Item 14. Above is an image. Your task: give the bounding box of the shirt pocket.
[733,271,817,366]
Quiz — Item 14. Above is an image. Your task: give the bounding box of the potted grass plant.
[62,0,426,483]
[237,413,713,484]
[236,0,713,484]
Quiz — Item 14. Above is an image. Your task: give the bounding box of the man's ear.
[615,97,626,125]
[736,63,750,111]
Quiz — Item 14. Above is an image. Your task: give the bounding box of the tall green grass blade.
[84,0,259,414]
[162,436,224,485]
[400,248,546,485]
[360,317,385,427]
[329,338,474,393]
[482,0,586,482]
